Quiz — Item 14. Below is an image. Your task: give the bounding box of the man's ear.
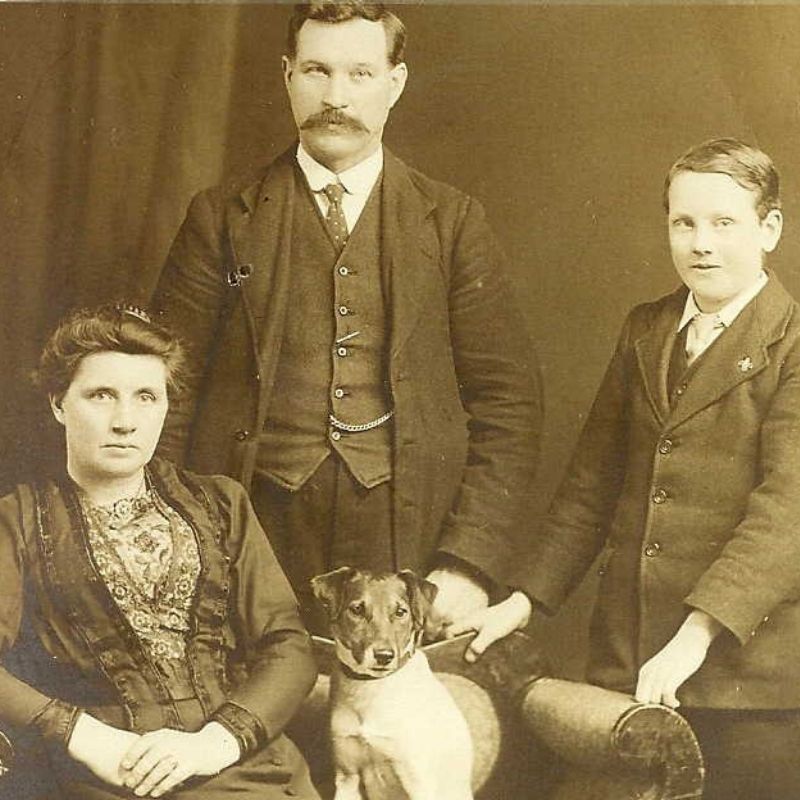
[761,208,783,254]
[388,62,408,109]
[310,566,358,619]
[398,570,438,627]
[49,394,65,426]
[282,55,294,90]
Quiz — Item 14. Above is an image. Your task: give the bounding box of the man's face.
[283,18,407,173]
[667,170,783,313]
[50,352,168,488]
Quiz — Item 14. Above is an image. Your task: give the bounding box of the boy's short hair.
[663,137,781,219]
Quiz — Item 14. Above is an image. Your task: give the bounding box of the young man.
[151,2,541,636]
[463,138,800,797]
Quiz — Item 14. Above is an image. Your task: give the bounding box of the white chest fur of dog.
[310,567,474,800]
[331,650,473,800]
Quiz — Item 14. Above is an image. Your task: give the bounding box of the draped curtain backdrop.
[2,3,800,675]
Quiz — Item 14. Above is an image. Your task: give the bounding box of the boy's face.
[667,170,783,313]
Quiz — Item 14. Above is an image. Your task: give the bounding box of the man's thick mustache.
[301,110,367,133]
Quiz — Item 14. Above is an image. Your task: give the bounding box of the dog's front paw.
[334,771,363,800]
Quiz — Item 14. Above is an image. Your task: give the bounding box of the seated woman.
[0,304,321,799]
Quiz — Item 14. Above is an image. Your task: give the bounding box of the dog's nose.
[373,648,395,666]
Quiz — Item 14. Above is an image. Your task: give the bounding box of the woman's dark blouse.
[0,457,317,757]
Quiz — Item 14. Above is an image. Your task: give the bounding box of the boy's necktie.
[686,312,724,364]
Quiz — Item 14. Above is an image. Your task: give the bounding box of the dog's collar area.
[339,662,389,681]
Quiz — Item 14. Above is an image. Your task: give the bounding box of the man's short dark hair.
[663,137,781,219]
[287,2,406,66]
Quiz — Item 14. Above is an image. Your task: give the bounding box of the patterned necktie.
[686,312,724,364]
[322,182,348,252]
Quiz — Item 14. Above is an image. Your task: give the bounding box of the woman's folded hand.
[67,713,141,787]
[119,721,241,797]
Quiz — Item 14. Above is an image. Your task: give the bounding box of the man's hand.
[446,590,533,662]
[425,567,489,640]
[67,713,141,787]
[635,610,723,708]
[119,722,240,797]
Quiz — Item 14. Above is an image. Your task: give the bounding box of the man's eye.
[139,392,157,403]
[394,606,409,619]
[671,219,692,230]
[90,390,113,401]
[352,69,372,80]
[716,218,734,227]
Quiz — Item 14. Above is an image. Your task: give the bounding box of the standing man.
[151,2,541,635]
[466,138,800,798]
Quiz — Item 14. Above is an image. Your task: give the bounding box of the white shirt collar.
[677,271,768,332]
[296,143,383,197]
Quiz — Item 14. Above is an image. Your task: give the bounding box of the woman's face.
[50,351,169,488]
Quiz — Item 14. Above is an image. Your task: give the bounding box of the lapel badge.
[737,356,754,373]
[226,263,253,288]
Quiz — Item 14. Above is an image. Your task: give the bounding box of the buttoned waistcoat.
[151,147,542,586]
[518,275,800,708]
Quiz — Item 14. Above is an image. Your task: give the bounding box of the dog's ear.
[310,566,358,619]
[397,570,438,627]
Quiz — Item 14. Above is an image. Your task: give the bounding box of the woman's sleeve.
[208,479,317,754]
[0,491,81,746]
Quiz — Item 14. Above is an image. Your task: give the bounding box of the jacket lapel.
[228,148,297,384]
[382,149,439,358]
[633,289,685,427]
[665,275,794,430]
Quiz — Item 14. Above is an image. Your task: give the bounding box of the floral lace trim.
[81,489,201,662]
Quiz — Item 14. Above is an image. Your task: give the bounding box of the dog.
[311,567,474,800]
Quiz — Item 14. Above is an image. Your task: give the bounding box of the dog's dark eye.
[348,602,366,617]
[395,607,409,619]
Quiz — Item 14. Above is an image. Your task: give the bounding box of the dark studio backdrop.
[1,2,800,678]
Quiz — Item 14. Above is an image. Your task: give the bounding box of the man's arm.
[436,308,636,649]
[432,196,543,597]
[150,188,229,465]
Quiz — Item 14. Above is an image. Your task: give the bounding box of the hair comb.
[116,303,152,324]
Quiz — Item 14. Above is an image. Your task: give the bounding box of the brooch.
[737,356,754,373]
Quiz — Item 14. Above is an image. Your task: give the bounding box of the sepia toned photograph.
[1,2,800,798]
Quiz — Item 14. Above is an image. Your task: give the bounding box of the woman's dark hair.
[35,304,187,401]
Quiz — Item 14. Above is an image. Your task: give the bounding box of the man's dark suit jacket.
[517,275,800,709]
[151,146,542,588]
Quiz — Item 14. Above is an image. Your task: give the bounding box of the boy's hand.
[635,609,723,708]
[446,590,533,663]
